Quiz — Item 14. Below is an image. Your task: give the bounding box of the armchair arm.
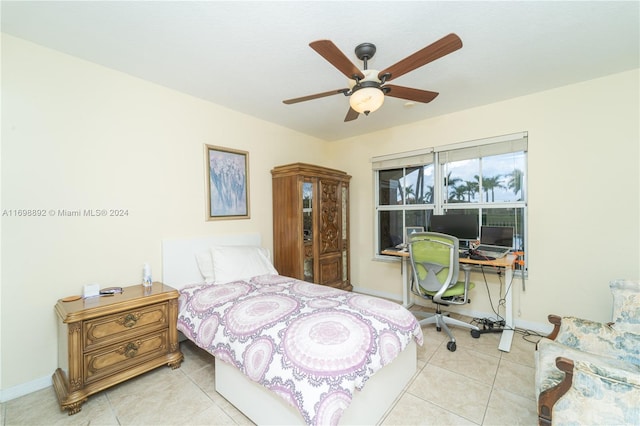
[536,337,640,426]
[550,316,640,363]
[545,314,562,341]
[538,357,573,426]
[541,357,640,426]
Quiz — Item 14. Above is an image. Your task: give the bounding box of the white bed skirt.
[215,339,417,425]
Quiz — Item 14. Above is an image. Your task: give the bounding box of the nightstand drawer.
[54,283,183,415]
[84,302,168,350]
[84,329,168,384]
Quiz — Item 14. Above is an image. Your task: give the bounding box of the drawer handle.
[123,342,139,358]
[119,313,141,328]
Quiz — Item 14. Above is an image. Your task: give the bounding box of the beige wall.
[329,68,639,329]
[1,33,639,397]
[0,35,328,393]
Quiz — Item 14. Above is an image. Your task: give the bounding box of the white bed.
[162,234,419,425]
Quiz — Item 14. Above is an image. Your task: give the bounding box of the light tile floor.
[1,313,542,425]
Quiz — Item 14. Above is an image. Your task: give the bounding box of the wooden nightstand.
[52,282,183,415]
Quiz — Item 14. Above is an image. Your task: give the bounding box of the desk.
[382,249,517,352]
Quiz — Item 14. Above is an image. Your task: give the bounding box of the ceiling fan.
[283,33,463,122]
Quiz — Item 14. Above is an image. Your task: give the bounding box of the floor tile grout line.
[479,354,503,425]
[178,363,239,424]
[403,384,484,426]
[103,390,122,425]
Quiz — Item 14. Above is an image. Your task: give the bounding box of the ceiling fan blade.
[378,33,462,82]
[310,40,364,80]
[283,88,348,105]
[344,107,359,122]
[384,85,439,103]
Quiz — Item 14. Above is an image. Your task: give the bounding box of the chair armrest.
[541,356,640,426]
[538,356,574,426]
[537,338,640,426]
[552,317,640,363]
[546,314,562,341]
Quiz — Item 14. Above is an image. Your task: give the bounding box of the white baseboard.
[0,375,52,403]
[351,285,403,303]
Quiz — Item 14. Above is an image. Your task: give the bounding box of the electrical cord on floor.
[469,263,526,333]
[497,268,518,332]
[514,327,546,344]
[479,265,505,322]
[471,265,506,333]
[468,265,546,342]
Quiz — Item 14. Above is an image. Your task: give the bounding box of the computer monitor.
[480,226,514,247]
[429,214,479,245]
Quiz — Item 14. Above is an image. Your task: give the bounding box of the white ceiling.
[2,1,639,141]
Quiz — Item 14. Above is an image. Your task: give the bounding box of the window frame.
[373,132,528,273]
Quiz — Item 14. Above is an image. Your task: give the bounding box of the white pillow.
[195,251,215,283]
[211,245,278,284]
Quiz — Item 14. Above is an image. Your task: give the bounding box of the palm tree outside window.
[374,133,527,273]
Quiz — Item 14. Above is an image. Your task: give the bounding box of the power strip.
[479,318,505,331]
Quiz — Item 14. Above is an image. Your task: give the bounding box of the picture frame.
[204,144,250,220]
[405,226,424,244]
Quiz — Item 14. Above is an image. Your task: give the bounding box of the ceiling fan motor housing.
[354,42,376,61]
[349,69,381,88]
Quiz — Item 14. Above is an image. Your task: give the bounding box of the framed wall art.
[204,144,250,220]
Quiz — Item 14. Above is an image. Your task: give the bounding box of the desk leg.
[498,265,514,352]
[401,258,413,308]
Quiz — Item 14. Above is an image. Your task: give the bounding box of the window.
[374,149,435,250]
[374,132,528,270]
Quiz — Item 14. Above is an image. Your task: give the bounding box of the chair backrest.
[408,232,460,293]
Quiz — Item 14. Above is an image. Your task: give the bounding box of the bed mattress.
[177,274,423,425]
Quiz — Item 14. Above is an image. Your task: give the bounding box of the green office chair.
[408,231,481,351]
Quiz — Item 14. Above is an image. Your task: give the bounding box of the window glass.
[482,207,525,251]
[378,169,403,206]
[378,210,403,251]
[403,165,434,204]
[377,164,435,252]
[375,134,527,272]
[444,158,480,203]
[444,152,525,204]
[481,152,526,203]
[406,209,430,229]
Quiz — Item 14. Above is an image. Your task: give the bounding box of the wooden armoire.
[271,163,351,291]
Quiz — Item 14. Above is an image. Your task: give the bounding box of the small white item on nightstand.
[143,263,152,287]
[83,283,100,298]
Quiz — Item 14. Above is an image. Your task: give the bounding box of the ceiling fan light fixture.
[349,83,384,115]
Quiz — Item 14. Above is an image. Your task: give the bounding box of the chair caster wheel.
[447,341,456,352]
[436,327,441,332]
[471,329,481,338]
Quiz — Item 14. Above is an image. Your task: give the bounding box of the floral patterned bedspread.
[177,274,423,425]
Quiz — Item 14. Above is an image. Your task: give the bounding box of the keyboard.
[475,245,509,258]
[469,253,495,261]
[476,246,505,253]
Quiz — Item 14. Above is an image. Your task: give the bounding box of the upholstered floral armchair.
[535,279,640,426]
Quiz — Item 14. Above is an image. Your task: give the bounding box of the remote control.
[99,287,123,295]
